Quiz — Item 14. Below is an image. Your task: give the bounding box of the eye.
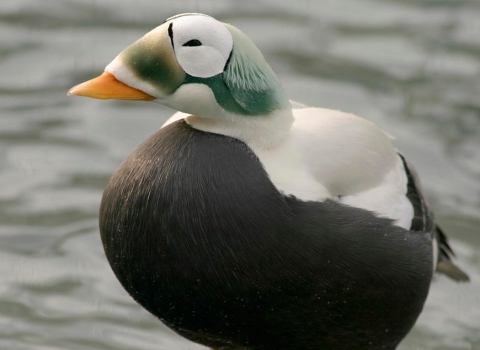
[183,39,202,47]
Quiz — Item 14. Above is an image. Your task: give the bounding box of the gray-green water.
[1,0,479,349]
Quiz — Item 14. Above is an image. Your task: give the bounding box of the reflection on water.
[0,0,479,349]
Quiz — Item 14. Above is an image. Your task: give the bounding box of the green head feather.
[220,24,290,115]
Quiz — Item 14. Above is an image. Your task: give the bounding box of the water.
[1,0,479,349]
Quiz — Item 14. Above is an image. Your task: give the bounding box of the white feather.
[172,16,232,78]
[290,108,397,196]
[339,155,414,229]
[432,235,439,270]
[162,111,189,128]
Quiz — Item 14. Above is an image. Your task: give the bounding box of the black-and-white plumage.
[100,121,433,350]
[68,12,469,350]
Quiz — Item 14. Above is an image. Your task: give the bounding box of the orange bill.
[67,72,155,100]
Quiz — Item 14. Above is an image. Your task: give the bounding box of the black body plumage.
[100,120,433,350]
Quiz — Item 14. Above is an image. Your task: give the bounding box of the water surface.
[1,0,479,349]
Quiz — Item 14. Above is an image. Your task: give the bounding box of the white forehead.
[172,15,233,60]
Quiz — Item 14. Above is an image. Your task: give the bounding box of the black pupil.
[183,39,202,47]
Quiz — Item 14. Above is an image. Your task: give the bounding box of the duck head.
[68,13,291,119]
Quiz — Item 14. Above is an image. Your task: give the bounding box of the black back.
[100,121,433,350]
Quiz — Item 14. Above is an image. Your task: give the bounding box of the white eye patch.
[171,15,233,78]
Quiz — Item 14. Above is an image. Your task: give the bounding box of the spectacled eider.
[68,13,469,350]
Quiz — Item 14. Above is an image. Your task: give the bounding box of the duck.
[68,13,469,350]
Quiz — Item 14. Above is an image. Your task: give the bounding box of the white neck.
[186,108,294,151]
[159,83,294,150]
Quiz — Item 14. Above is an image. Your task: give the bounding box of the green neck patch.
[183,74,276,116]
[219,24,290,116]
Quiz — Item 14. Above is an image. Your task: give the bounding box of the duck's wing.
[290,108,414,228]
[289,107,468,282]
[400,154,469,282]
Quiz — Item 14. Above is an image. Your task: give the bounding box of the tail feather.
[435,225,469,282]
[436,225,455,258]
[436,259,470,282]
